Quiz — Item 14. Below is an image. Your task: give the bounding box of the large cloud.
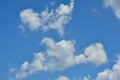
[103,0,120,19]
[20,0,74,35]
[11,37,107,80]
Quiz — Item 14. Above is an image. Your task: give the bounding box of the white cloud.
[103,0,120,19]
[20,0,74,35]
[56,76,70,80]
[11,38,108,80]
[82,56,120,80]
[82,75,91,80]
[56,60,120,80]
[75,43,108,65]
[20,9,41,30]
[84,43,108,65]
[96,57,120,80]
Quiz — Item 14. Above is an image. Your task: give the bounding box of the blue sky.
[0,0,120,80]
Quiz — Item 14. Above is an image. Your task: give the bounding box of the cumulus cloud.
[75,43,108,65]
[96,57,120,80]
[20,0,74,35]
[103,0,120,19]
[20,9,41,31]
[56,60,120,80]
[56,75,70,80]
[10,37,107,80]
[81,56,120,80]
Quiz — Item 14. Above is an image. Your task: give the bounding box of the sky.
[0,0,120,80]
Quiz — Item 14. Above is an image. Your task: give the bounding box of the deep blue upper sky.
[0,0,120,80]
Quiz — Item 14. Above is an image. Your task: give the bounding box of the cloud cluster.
[20,0,74,35]
[103,0,120,19]
[11,0,113,80]
[12,37,107,80]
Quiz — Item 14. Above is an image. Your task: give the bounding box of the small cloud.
[56,75,70,80]
[19,25,25,33]
[103,0,120,19]
[51,0,55,6]
[20,9,41,31]
[9,68,16,73]
[82,75,91,80]
[92,8,97,13]
[91,8,103,17]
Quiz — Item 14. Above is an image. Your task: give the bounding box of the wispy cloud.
[10,37,108,80]
[103,0,120,19]
[20,0,74,36]
[81,75,91,80]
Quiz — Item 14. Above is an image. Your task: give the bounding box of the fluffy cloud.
[56,76,70,80]
[56,59,120,80]
[20,0,74,35]
[96,57,120,80]
[20,9,41,31]
[103,0,120,19]
[75,43,108,65]
[84,43,107,65]
[11,37,107,80]
[81,57,120,80]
